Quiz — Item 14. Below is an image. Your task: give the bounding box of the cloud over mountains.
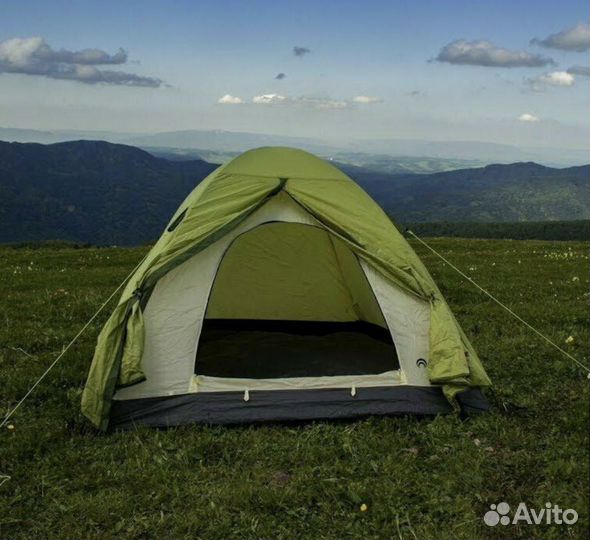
[435,39,554,68]
[0,36,163,87]
[218,93,383,109]
[527,70,576,91]
[531,23,590,52]
[217,94,244,104]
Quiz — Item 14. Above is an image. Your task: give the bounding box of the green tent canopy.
[82,147,491,430]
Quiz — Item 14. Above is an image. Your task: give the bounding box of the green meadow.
[0,238,588,540]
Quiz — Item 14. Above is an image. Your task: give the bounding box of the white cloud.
[0,36,163,87]
[352,95,382,104]
[217,94,244,104]
[540,71,575,86]
[532,23,590,52]
[518,113,539,122]
[0,36,127,66]
[252,93,288,104]
[250,94,385,109]
[252,94,350,109]
[435,39,554,67]
[527,70,575,91]
[297,96,348,109]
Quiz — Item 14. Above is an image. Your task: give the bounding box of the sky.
[0,0,589,149]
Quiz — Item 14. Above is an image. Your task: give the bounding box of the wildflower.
[7,424,15,431]
[360,503,368,512]
[572,276,579,282]
[565,336,574,344]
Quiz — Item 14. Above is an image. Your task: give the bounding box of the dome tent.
[82,147,490,430]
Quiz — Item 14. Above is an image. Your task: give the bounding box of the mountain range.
[0,140,216,245]
[1,126,588,169]
[0,139,588,245]
[346,162,589,223]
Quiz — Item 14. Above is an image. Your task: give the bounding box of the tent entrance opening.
[195,222,399,379]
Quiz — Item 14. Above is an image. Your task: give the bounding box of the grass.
[0,238,588,540]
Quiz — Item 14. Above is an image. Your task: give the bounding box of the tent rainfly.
[82,147,491,430]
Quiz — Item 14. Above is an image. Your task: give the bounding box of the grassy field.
[0,238,588,540]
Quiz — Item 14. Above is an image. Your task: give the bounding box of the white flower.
[565,336,575,344]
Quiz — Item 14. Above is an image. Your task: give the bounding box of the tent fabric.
[205,222,386,325]
[108,387,489,430]
[189,370,405,393]
[111,193,426,402]
[82,147,491,430]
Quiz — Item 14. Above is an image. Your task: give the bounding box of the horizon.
[2,123,589,167]
[0,0,589,151]
[2,123,588,150]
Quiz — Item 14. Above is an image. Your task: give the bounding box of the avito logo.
[484,501,578,526]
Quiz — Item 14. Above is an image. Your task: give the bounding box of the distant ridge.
[0,140,217,245]
[1,126,588,168]
[0,140,588,245]
[346,161,589,223]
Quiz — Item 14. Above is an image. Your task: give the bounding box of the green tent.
[82,147,490,430]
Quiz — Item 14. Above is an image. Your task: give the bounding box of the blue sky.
[0,0,588,149]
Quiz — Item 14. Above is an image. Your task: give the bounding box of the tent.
[82,147,491,430]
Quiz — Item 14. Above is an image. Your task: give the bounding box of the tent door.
[194,222,399,380]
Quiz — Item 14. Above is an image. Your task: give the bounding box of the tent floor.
[195,319,399,378]
[109,386,489,430]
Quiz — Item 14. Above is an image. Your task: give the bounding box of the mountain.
[0,140,587,245]
[2,126,588,168]
[0,127,136,145]
[125,129,337,155]
[0,140,217,245]
[336,138,589,166]
[347,162,590,223]
[145,146,485,175]
[1,127,486,174]
[0,127,336,156]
